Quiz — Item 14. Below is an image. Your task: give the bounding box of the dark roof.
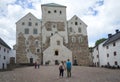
[41,3,66,7]
[103,31,120,46]
[0,38,11,49]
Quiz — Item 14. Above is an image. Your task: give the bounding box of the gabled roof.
[68,15,87,27]
[16,12,40,24]
[0,38,11,49]
[103,31,120,46]
[41,3,66,8]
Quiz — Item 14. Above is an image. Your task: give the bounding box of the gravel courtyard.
[0,66,120,82]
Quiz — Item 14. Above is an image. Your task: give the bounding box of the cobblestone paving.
[0,66,120,82]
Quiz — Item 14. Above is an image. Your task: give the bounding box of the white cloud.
[0,0,120,48]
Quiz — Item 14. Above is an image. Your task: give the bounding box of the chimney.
[115,29,119,33]
[108,34,112,38]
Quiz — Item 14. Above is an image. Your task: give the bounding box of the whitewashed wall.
[43,33,72,65]
[0,44,11,69]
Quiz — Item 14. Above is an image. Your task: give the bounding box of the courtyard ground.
[0,66,120,82]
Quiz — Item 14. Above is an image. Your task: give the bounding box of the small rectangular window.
[55,50,58,56]
[33,29,38,34]
[35,23,38,26]
[48,11,51,13]
[70,27,72,32]
[107,54,109,57]
[25,28,29,34]
[106,46,109,49]
[75,22,78,25]
[115,61,118,65]
[28,22,32,26]
[4,56,6,60]
[37,49,40,53]
[114,51,117,56]
[4,48,6,52]
[78,28,81,32]
[57,41,60,45]
[22,22,25,25]
[113,42,116,46]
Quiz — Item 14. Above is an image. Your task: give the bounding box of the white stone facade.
[0,39,11,69]
[92,30,120,67]
[16,3,89,65]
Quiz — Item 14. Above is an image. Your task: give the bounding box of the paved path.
[0,66,120,82]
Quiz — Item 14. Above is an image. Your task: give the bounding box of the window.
[96,47,98,50]
[0,47,1,50]
[72,36,76,43]
[48,11,51,13]
[60,11,62,14]
[97,55,99,58]
[27,49,29,52]
[57,41,60,45]
[115,61,118,65]
[35,23,38,26]
[114,51,117,56]
[106,46,109,49]
[107,53,109,57]
[75,17,78,20]
[29,18,31,20]
[22,22,25,25]
[35,40,39,46]
[78,36,82,43]
[7,50,9,53]
[55,50,59,56]
[69,27,72,32]
[37,49,39,52]
[28,22,32,26]
[80,23,82,25]
[54,10,57,13]
[25,28,29,34]
[4,48,6,52]
[33,28,38,34]
[78,28,81,33]
[113,42,116,46]
[4,56,6,60]
[51,33,53,36]
[75,22,78,25]
[26,41,29,45]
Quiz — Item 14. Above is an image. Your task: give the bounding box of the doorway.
[2,63,5,69]
[30,58,33,64]
[55,60,59,65]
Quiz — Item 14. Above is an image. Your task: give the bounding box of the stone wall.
[45,21,65,31]
[67,34,90,66]
[16,33,28,63]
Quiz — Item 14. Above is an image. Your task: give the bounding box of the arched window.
[78,36,83,43]
[72,36,76,43]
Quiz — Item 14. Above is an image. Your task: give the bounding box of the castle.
[16,3,89,65]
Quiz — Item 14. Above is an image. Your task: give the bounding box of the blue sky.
[0,0,120,48]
